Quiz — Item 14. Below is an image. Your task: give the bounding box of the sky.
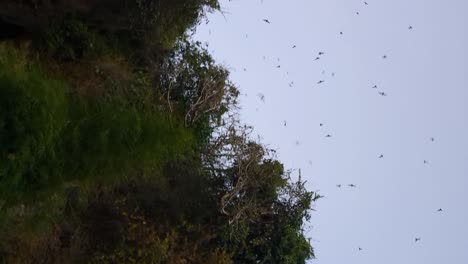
[193,0,468,263]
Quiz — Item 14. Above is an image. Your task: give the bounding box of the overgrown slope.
[0,1,318,263]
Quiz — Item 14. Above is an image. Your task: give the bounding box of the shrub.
[60,98,194,182]
[0,45,68,201]
[0,45,194,204]
[40,18,107,61]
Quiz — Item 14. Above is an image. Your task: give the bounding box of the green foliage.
[0,45,193,204]
[0,0,318,262]
[221,166,315,263]
[60,98,193,183]
[40,18,107,61]
[129,0,220,48]
[0,45,68,201]
[160,40,239,144]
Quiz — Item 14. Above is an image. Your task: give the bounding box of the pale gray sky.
[195,0,468,263]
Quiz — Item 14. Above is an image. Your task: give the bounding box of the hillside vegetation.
[0,1,318,263]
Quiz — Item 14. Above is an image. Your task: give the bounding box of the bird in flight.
[430,137,435,142]
[320,123,324,127]
[415,238,421,242]
[340,31,343,35]
[276,65,281,68]
[336,184,342,188]
[379,154,384,158]
[378,92,387,96]
[292,45,297,48]
[318,51,325,55]
[364,1,368,5]
[257,93,265,102]
[436,208,443,212]
[283,120,287,127]
[317,80,324,84]
[315,57,320,61]
[348,184,356,187]
[331,72,335,77]
[263,19,270,24]
[358,247,363,251]
[325,134,332,138]
[408,25,413,30]
[295,140,300,146]
[424,160,429,164]
[382,55,388,59]
[356,12,360,15]
[372,85,378,89]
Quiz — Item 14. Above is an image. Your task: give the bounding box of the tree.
[199,112,318,262]
[159,40,239,127]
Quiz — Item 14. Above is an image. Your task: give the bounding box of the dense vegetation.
[0,1,318,263]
